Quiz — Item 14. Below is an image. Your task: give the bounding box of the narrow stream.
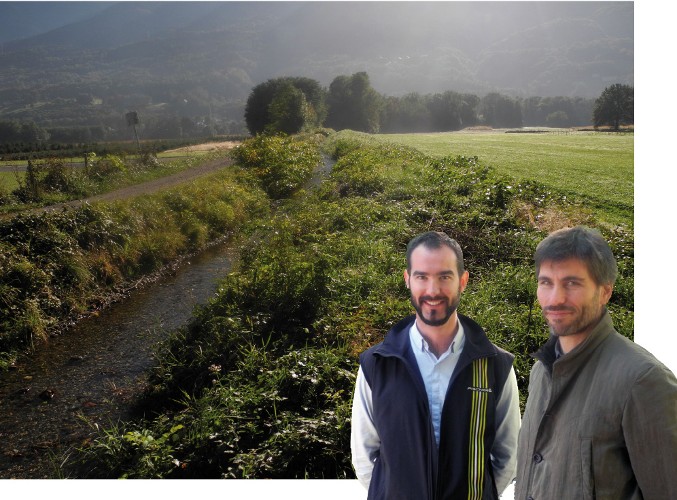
[0,155,336,479]
[0,243,237,478]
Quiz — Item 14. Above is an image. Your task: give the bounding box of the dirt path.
[41,144,238,213]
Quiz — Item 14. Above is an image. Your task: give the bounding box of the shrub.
[232,135,321,199]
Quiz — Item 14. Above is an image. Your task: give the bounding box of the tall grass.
[0,156,269,368]
[0,150,232,215]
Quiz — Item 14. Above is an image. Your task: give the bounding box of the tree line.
[0,115,243,150]
[0,75,632,149]
[245,72,633,135]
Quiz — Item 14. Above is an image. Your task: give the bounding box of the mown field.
[379,129,633,225]
[60,129,633,479]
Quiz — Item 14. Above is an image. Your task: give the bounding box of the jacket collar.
[373,313,499,362]
[533,309,614,372]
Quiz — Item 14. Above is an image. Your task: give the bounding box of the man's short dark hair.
[406,231,465,275]
[534,225,617,286]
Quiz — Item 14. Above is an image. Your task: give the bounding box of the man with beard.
[516,226,677,499]
[351,231,520,500]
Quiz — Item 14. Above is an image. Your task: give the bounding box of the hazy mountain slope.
[0,1,633,130]
[0,2,113,44]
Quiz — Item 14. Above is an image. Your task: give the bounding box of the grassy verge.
[68,130,633,479]
[0,151,235,216]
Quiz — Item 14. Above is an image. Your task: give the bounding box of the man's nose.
[548,284,568,305]
[426,278,441,295]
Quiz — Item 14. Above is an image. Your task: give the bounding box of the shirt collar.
[410,318,466,357]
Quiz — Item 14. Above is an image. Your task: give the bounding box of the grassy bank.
[69,130,633,479]
[0,150,270,368]
[0,151,232,215]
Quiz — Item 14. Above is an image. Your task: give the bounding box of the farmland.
[379,129,633,225]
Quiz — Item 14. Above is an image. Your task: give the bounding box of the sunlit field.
[0,172,20,191]
[378,130,634,212]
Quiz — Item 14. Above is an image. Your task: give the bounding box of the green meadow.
[378,130,633,224]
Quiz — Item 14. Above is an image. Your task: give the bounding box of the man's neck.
[416,314,460,358]
[556,312,605,355]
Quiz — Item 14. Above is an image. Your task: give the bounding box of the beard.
[410,289,461,327]
[544,289,604,337]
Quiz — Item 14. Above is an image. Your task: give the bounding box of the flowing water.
[0,244,237,478]
[0,155,336,479]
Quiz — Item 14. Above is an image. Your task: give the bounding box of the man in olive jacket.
[516,226,677,499]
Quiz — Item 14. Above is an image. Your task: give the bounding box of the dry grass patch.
[513,200,594,233]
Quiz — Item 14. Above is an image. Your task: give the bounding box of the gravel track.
[41,153,236,213]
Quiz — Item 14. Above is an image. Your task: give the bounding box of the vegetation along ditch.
[0,132,328,477]
[0,130,633,479]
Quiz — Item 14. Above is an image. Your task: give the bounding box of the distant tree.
[480,93,522,128]
[593,83,633,130]
[546,111,570,128]
[0,120,50,143]
[427,91,479,131]
[522,96,594,127]
[326,72,383,133]
[245,77,326,135]
[266,83,310,135]
[458,93,481,128]
[428,92,463,131]
[0,121,22,144]
[380,93,431,133]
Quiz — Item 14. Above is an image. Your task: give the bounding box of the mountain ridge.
[0,1,633,130]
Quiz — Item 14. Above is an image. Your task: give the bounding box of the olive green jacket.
[515,311,677,500]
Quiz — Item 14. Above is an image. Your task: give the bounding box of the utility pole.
[125,111,141,150]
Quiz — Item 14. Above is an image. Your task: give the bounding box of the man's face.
[404,244,469,327]
[536,258,613,338]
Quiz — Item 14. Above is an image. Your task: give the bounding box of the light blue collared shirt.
[409,319,465,445]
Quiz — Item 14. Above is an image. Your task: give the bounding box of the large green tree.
[326,72,383,133]
[380,93,431,133]
[266,83,309,135]
[427,91,480,131]
[244,77,326,135]
[593,83,633,130]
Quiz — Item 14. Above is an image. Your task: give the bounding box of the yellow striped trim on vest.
[467,357,490,500]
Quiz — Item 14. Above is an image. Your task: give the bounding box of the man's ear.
[459,270,469,293]
[404,269,410,288]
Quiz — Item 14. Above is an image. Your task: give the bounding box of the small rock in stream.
[38,389,56,401]
[67,356,85,365]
